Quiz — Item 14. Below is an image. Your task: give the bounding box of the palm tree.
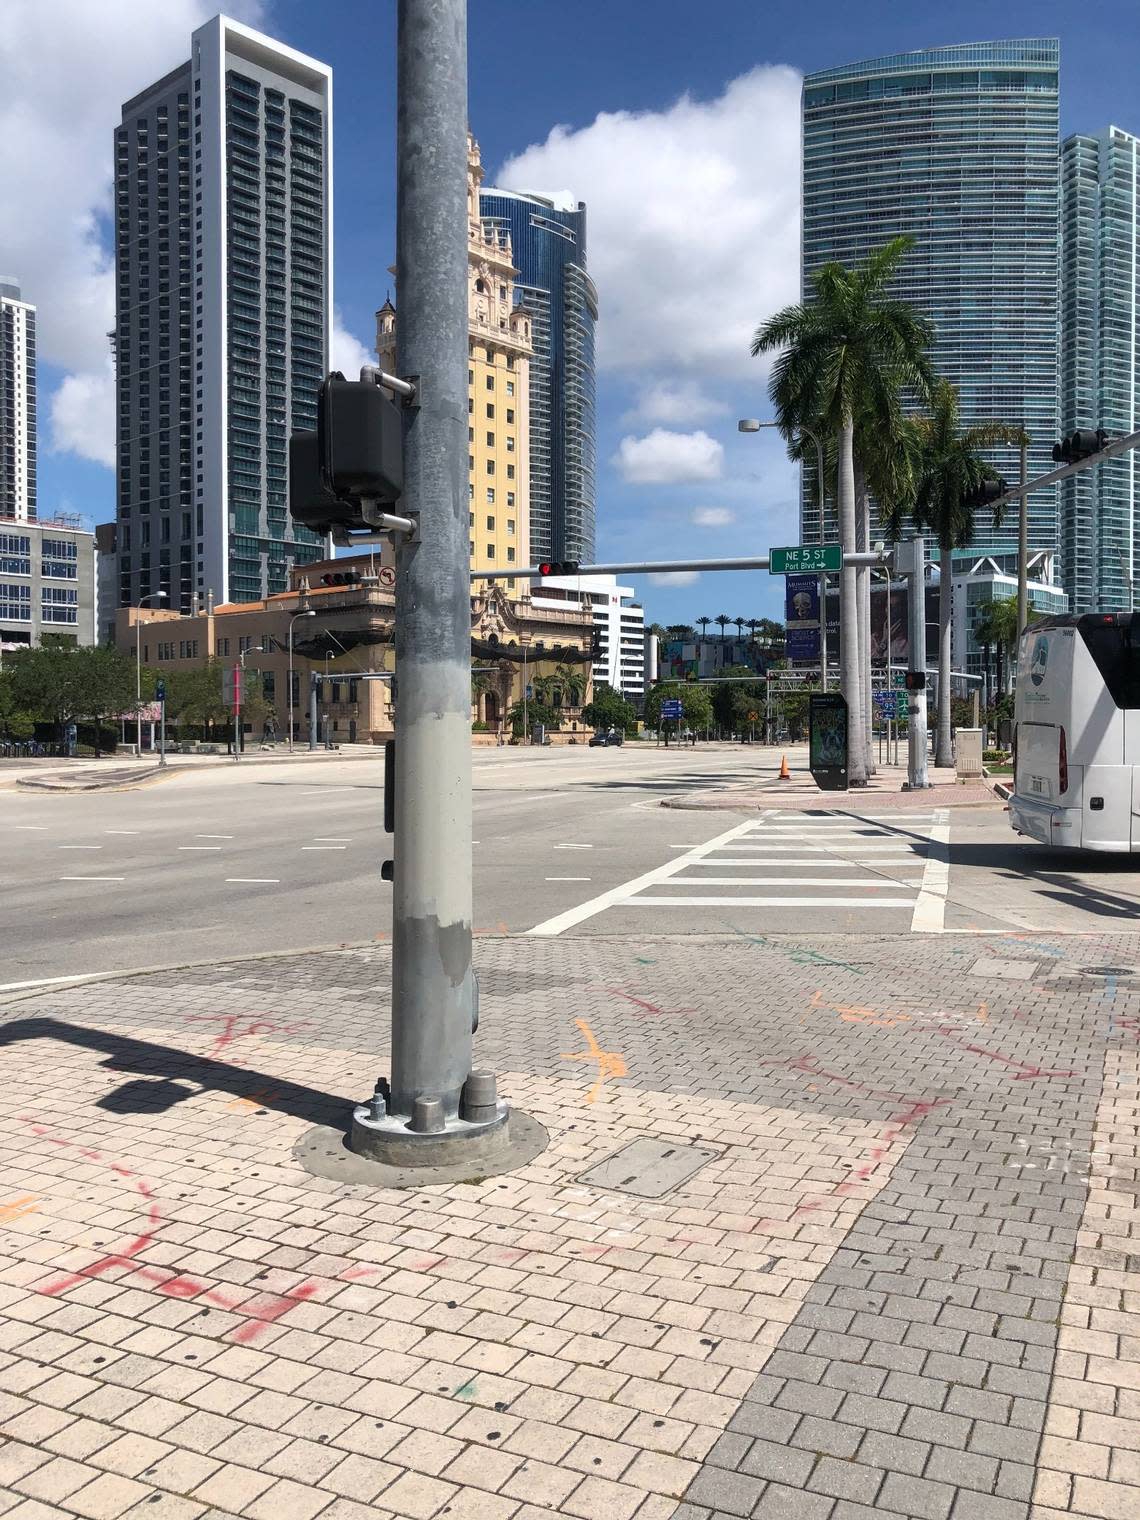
[746,618,761,642]
[696,616,712,650]
[974,595,1022,699]
[898,381,1027,765]
[752,236,933,785]
[714,614,731,668]
[553,662,587,709]
[734,617,747,641]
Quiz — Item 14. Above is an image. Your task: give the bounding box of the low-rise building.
[116,552,593,744]
[0,517,96,653]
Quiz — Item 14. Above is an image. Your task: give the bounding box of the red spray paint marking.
[604,988,696,1019]
[935,1027,1076,1080]
[21,1119,321,1344]
[188,1013,310,1061]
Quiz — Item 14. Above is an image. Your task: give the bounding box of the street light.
[738,419,829,691]
[287,610,316,750]
[136,591,167,757]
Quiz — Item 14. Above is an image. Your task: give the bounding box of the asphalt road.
[2,743,1135,983]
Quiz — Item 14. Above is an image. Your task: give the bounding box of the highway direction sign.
[770,544,842,574]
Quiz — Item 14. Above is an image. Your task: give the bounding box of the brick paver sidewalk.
[0,931,1137,1520]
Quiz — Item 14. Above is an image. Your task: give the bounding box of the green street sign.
[770,543,842,574]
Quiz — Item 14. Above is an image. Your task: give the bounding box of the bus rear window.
[1080,619,1140,707]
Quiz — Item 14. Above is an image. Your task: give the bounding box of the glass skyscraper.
[0,279,35,523]
[801,40,1061,555]
[1060,127,1140,613]
[478,189,597,563]
[114,16,330,612]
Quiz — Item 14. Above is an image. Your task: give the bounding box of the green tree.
[551,661,587,708]
[644,681,712,738]
[164,658,231,735]
[5,644,139,752]
[973,595,1027,698]
[582,682,635,733]
[508,698,558,739]
[0,670,36,741]
[752,235,934,784]
[894,381,1027,765]
[82,645,141,755]
[711,665,764,736]
[696,616,712,643]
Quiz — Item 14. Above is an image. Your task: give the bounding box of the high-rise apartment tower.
[801,40,1061,555]
[478,186,597,564]
[0,279,36,523]
[114,14,331,612]
[1060,127,1140,613]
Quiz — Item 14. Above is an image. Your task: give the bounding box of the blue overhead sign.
[661,699,683,719]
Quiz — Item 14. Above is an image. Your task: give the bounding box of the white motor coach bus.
[1010,612,1140,853]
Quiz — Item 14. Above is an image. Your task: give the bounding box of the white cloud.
[50,363,116,468]
[649,570,699,586]
[613,428,724,485]
[497,66,801,384]
[0,0,263,465]
[622,379,728,427]
[331,313,373,378]
[691,506,735,527]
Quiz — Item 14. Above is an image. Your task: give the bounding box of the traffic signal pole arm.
[472,551,888,581]
[988,425,1140,512]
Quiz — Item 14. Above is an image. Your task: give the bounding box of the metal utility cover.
[579,1138,719,1198]
[968,958,1038,980]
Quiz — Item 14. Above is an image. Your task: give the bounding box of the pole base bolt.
[460,1070,499,1124]
[367,1094,386,1122]
[410,1096,445,1134]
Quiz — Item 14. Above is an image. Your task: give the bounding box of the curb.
[17,766,169,794]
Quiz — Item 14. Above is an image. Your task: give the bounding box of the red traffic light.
[537,560,580,577]
[904,670,926,692]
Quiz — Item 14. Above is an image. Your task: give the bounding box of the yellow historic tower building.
[377,133,531,595]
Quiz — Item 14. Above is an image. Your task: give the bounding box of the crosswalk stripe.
[628,896,919,908]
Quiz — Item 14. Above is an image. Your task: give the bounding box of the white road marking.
[694,856,915,867]
[104,830,140,835]
[699,843,927,854]
[12,825,49,830]
[300,787,356,795]
[59,876,126,883]
[301,844,346,850]
[668,877,924,888]
[58,844,102,850]
[226,877,281,884]
[178,846,221,851]
[528,816,764,936]
[553,842,593,849]
[629,896,919,908]
[546,876,592,882]
[312,836,352,842]
[0,973,97,992]
[195,833,234,839]
[911,810,951,933]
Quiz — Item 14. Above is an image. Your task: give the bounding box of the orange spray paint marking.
[561,1019,627,1104]
[188,1013,309,1061]
[0,1195,40,1223]
[228,1282,321,1343]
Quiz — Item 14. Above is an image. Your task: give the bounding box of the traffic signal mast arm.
[988,425,1140,511]
[475,551,887,581]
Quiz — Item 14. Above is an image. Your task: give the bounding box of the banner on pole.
[222,666,244,709]
[785,574,821,660]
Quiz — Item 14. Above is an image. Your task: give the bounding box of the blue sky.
[15,0,1140,627]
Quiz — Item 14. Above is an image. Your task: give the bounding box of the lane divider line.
[911,810,951,934]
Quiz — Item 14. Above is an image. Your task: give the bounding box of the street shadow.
[0,1017,351,1126]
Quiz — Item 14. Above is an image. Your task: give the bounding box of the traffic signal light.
[289,372,405,538]
[590,627,602,660]
[537,561,579,576]
[963,477,1008,510]
[1052,429,1108,464]
[904,670,926,692]
[320,570,362,587]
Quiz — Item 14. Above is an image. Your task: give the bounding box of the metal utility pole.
[135,591,166,755]
[287,610,315,750]
[1016,438,1028,636]
[903,537,929,790]
[308,673,319,752]
[351,0,510,1170]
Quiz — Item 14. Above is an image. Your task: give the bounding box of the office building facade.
[0,519,96,651]
[529,573,646,699]
[114,15,331,615]
[1060,127,1140,613]
[0,279,36,523]
[479,185,597,564]
[801,40,1061,554]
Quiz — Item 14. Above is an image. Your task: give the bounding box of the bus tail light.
[1058,726,1068,795]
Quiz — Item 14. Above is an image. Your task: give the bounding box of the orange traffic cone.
[779,753,791,780]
